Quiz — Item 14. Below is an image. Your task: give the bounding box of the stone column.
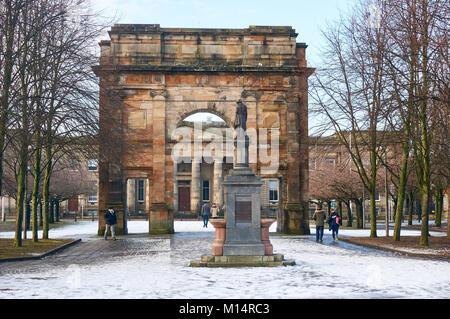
[283,84,311,235]
[173,162,178,212]
[123,180,128,234]
[191,160,201,214]
[150,91,173,234]
[213,160,223,208]
[234,131,249,168]
[145,179,150,212]
[126,179,136,215]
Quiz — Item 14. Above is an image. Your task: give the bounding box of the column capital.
[150,89,168,99]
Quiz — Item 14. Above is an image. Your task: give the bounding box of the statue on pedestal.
[233,99,247,132]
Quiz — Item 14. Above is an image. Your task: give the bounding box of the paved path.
[0,221,449,298]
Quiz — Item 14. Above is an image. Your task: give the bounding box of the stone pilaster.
[150,90,173,234]
[213,160,223,208]
[126,179,136,215]
[173,162,178,212]
[191,160,201,214]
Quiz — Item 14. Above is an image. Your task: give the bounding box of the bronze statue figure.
[233,99,247,131]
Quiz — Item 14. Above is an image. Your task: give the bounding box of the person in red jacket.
[328,209,342,241]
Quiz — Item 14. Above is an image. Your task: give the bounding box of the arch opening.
[177,110,232,128]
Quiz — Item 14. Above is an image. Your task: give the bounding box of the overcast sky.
[93,0,355,66]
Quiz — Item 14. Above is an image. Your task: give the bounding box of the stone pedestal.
[210,218,276,257]
[222,166,265,256]
[190,216,295,267]
[149,203,174,234]
[210,219,226,256]
[261,219,275,255]
[190,123,295,267]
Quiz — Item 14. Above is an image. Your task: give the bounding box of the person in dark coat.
[328,209,342,241]
[104,207,117,240]
[201,202,211,228]
[312,206,326,243]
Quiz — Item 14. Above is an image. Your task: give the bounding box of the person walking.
[201,202,211,228]
[104,207,117,240]
[328,209,342,241]
[312,206,326,243]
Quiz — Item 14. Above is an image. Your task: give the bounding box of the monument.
[93,25,314,237]
[190,101,295,267]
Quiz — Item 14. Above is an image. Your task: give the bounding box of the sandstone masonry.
[93,25,314,235]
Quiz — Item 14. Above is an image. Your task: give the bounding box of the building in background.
[308,134,448,222]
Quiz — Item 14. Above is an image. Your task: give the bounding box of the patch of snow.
[0,220,449,299]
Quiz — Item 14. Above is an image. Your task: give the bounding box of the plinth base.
[189,254,295,268]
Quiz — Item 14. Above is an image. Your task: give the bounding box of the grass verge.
[0,238,75,260]
[340,236,450,261]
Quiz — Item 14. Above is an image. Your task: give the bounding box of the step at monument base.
[189,254,295,268]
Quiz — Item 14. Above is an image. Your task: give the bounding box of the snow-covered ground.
[0,220,449,299]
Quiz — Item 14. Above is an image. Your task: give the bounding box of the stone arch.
[95,25,314,236]
[176,108,232,128]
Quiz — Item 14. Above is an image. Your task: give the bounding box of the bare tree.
[0,0,23,202]
[0,0,111,245]
[310,0,392,238]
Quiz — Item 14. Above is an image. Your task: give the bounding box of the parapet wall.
[100,25,307,69]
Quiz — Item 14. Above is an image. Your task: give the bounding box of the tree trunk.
[407,190,413,226]
[434,188,443,228]
[393,139,410,241]
[369,190,377,238]
[0,1,20,201]
[31,139,41,242]
[14,146,27,247]
[25,201,31,231]
[326,200,331,216]
[355,200,363,229]
[50,200,55,223]
[419,185,430,246]
[345,201,352,227]
[39,200,43,227]
[338,200,343,223]
[42,145,52,239]
[55,200,60,222]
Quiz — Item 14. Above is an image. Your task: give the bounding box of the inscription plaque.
[235,201,252,222]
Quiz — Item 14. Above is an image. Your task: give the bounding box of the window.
[269,208,277,217]
[269,180,278,202]
[202,180,210,202]
[325,158,335,166]
[87,159,98,171]
[88,194,98,202]
[375,192,380,201]
[137,180,144,202]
